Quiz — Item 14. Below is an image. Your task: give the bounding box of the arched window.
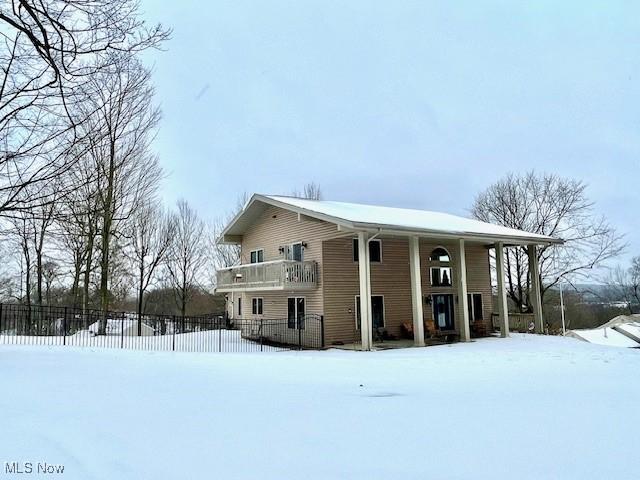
[430,247,450,262]
[430,247,452,286]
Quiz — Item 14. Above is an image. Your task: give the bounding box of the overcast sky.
[140,1,639,264]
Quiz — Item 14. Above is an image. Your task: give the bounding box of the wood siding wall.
[232,205,338,322]
[321,238,493,345]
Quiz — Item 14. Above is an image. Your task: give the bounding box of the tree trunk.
[83,232,94,314]
[99,147,116,335]
[137,263,144,336]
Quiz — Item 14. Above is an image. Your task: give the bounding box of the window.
[284,243,303,261]
[430,267,452,286]
[237,297,242,316]
[353,238,382,263]
[287,297,306,329]
[250,249,264,263]
[467,293,483,322]
[355,295,385,329]
[252,297,263,315]
[430,247,450,262]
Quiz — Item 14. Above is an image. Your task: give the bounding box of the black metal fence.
[0,303,324,353]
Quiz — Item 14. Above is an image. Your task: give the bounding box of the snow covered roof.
[220,194,563,245]
[567,327,640,348]
[599,314,640,329]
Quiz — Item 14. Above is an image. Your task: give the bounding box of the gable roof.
[220,194,563,245]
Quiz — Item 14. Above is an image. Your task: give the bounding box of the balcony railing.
[216,260,318,292]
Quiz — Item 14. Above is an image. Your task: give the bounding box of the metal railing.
[0,303,324,352]
[491,312,536,333]
[216,260,318,292]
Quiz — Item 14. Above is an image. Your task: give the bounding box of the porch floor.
[333,337,460,351]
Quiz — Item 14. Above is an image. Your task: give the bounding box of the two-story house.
[216,194,562,350]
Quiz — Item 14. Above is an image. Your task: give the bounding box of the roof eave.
[347,221,564,246]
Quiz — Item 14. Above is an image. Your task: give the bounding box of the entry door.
[356,295,385,329]
[371,296,384,329]
[288,297,306,329]
[433,294,454,330]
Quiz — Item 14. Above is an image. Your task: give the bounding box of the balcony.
[216,260,318,292]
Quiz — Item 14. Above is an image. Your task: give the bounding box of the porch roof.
[219,194,563,246]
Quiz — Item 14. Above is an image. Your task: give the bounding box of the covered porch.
[352,230,549,351]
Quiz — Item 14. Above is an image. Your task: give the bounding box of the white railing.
[216,260,318,291]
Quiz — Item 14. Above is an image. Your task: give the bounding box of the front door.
[356,295,385,329]
[433,294,454,330]
[371,296,384,329]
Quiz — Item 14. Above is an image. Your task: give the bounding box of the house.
[216,194,563,350]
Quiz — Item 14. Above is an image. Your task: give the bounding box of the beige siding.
[228,204,494,346]
[233,205,338,322]
[321,237,412,345]
[419,240,493,336]
[321,237,493,345]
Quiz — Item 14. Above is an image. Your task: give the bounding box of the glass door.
[433,294,454,330]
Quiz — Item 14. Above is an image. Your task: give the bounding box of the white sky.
[140,0,640,266]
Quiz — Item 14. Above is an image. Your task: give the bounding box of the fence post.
[298,317,302,351]
[260,319,263,352]
[120,314,124,349]
[172,315,176,352]
[63,307,68,346]
[0,303,3,336]
[218,317,222,353]
[320,315,324,349]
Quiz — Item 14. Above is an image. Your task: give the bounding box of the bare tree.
[207,192,249,285]
[472,171,625,311]
[0,0,169,218]
[55,153,102,309]
[291,182,322,200]
[605,257,640,314]
[166,200,206,318]
[42,259,59,305]
[71,55,163,323]
[127,202,174,334]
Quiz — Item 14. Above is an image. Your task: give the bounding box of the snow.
[1,335,638,479]
[567,327,640,348]
[86,318,155,336]
[262,195,561,243]
[614,322,640,343]
[0,330,285,352]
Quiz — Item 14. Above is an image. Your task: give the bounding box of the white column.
[528,244,544,334]
[409,236,425,346]
[456,239,471,342]
[495,242,509,338]
[357,232,373,350]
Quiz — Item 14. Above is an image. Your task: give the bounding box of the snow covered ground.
[0,329,284,352]
[1,335,638,479]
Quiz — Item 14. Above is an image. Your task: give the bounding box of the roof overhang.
[218,194,564,246]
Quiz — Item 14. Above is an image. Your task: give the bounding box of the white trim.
[431,293,455,330]
[217,258,304,272]
[287,296,306,329]
[250,248,264,264]
[352,237,382,263]
[354,294,385,330]
[284,241,304,261]
[218,194,563,246]
[429,246,451,262]
[429,266,453,287]
[251,297,264,316]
